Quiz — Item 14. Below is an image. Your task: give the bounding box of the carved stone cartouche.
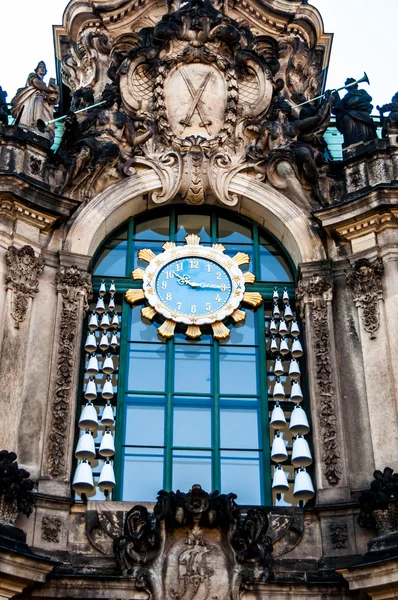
[5,245,44,329]
[346,258,384,339]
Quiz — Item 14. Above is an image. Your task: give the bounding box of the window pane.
[173,450,212,491]
[173,405,212,447]
[94,239,127,277]
[217,218,252,243]
[129,306,159,342]
[221,451,261,504]
[219,346,258,395]
[259,237,292,282]
[125,403,165,446]
[132,241,164,269]
[224,308,256,345]
[127,343,166,392]
[123,448,164,501]
[174,345,211,394]
[176,214,211,243]
[222,244,253,272]
[135,216,169,241]
[220,408,260,449]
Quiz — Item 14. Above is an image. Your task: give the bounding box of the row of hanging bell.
[270,403,310,435]
[273,357,300,377]
[99,280,116,296]
[272,465,315,501]
[270,337,303,357]
[85,332,119,353]
[78,400,115,430]
[269,319,300,337]
[86,354,116,376]
[272,302,293,321]
[88,312,119,331]
[272,378,303,402]
[85,376,114,401]
[273,288,290,304]
[95,295,116,314]
[271,432,313,466]
[72,459,116,494]
[74,427,115,460]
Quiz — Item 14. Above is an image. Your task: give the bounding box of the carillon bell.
[99,333,109,352]
[270,336,278,353]
[75,429,96,461]
[282,288,289,304]
[88,312,99,331]
[72,460,94,494]
[86,355,99,376]
[108,294,116,310]
[111,313,120,328]
[288,358,301,378]
[290,380,303,402]
[99,428,115,457]
[270,403,286,429]
[291,339,303,358]
[289,405,310,435]
[109,281,116,294]
[280,337,289,355]
[273,302,280,318]
[279,319,288,336]
[284,304,293,321]
[79,402,98,430]
[271,432,288,463]
[110,334,119,350]
[292,434,312,467]
[269,318,278,335]
[273,288,279,301]
[95,297,105,314]
[102,354,115,375]
[102,376,114,400]
[99,280,106,296]
[274,357,284,377]
[100,313,111,330]
[84,377,97,401]
[290,320,300,337]
[272,465,290,492]
[84,333,97,354]
[98,460,116,492]
[101,402,115,426]
[293,467,315,501]
[273,378,285,401]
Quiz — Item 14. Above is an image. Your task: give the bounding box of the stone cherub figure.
[332,78,377,147]
[11,61,59,140]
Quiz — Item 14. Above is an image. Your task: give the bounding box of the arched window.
[76,207,311,506]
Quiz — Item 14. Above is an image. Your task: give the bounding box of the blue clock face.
[155,256,233,319]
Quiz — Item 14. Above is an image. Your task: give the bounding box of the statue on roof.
[332,78,377,147]
[0,86,9,126]
[377,92,398,138]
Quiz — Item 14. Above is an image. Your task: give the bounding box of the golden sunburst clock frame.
[125,234,262,340]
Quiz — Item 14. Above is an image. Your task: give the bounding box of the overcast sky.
[0,0,397,112]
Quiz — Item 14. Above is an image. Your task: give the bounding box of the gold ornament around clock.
[125,234,262,340]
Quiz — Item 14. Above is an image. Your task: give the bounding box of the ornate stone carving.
[329,521,348,549]
[296,275,342,486]
[114,505,160,575]
[47,266,92,478]
[0,450,35,525]
[231,508,273,585]
[332,79,377,147]
[5,245,44,328]
[346,258,384,339]
[41,516,62,543]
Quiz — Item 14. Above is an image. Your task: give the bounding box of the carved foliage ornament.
[42,515,62,543]
[346,258,384,339]
[296,275,342,486]
[5,245,44,328]
[329,521,348,550]
[47,266,92,478]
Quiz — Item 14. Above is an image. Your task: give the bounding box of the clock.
[125,234,262,339]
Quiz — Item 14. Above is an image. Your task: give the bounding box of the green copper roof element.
[51,122,64,153]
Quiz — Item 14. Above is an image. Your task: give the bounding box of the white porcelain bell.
[282,288,289,304]
[293,467,315,501]
[84,333,97,354]
[289,405,310,435]
[108,295,116,311]
[284,304,293,321]
[270,336,278,353]
[290,320,300,337]
[279,319,288,336]
[101,402,115,427]
[75,430,96,460]
[273,379,285,401]
[98,460,116,492]
[95,297,105,314]
[290,380,303,403]
[110,334,119,350]
[109,281,116,294]
[288,358,301,378]
[79,402,98,430]
[273,302,280,318]
[72,460,94,494]
[273,288,279,301]
[99,429,115,457]
[99,280,106,296]
[270,403,286,429]
[111,313,120,329]
[101,377,114,400]
[269,319,278,335]
[86,355,99,376]
[100,313,111,330]
[271,433,288,463]
[291,339,303,358]
[88,312,99,331]
[99,333,109,352]
[272,465,290,492]
[84,378,97,402]
[102,354,115,375]
[274,357,284,377]
[280,337,289,355]
[292,434,312,467]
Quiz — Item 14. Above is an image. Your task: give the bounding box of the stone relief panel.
[346,258,384,339]
[41,515,62,543]
[5,245,44,328]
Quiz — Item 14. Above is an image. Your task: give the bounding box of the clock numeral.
[161,281,167,290]
[220,284,226,292]
[216,272,221,280]
[205,303,211,311]
[175,262,183,272]
[177,302,182,311]
[189,259,199,269]
[191,305,197,314]
[166,293,172,301]
[165,271,174,280]
[206,264,211,272]
[215,294,222,303]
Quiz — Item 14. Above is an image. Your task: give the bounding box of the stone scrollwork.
[5,245,44,328]
[346,258,384,339]
[47,266,92,478]
[297,275,342,486]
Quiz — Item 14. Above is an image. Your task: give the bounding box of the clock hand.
[170,271,194,286]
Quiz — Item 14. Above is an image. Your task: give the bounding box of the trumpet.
[295,72,370,108]
[36,100,108,133]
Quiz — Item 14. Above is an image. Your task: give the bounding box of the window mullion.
[258,301,272,505]
[165,337,174,490]
[212,340,220,491]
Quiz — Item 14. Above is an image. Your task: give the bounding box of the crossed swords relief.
[178,68,213,135]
